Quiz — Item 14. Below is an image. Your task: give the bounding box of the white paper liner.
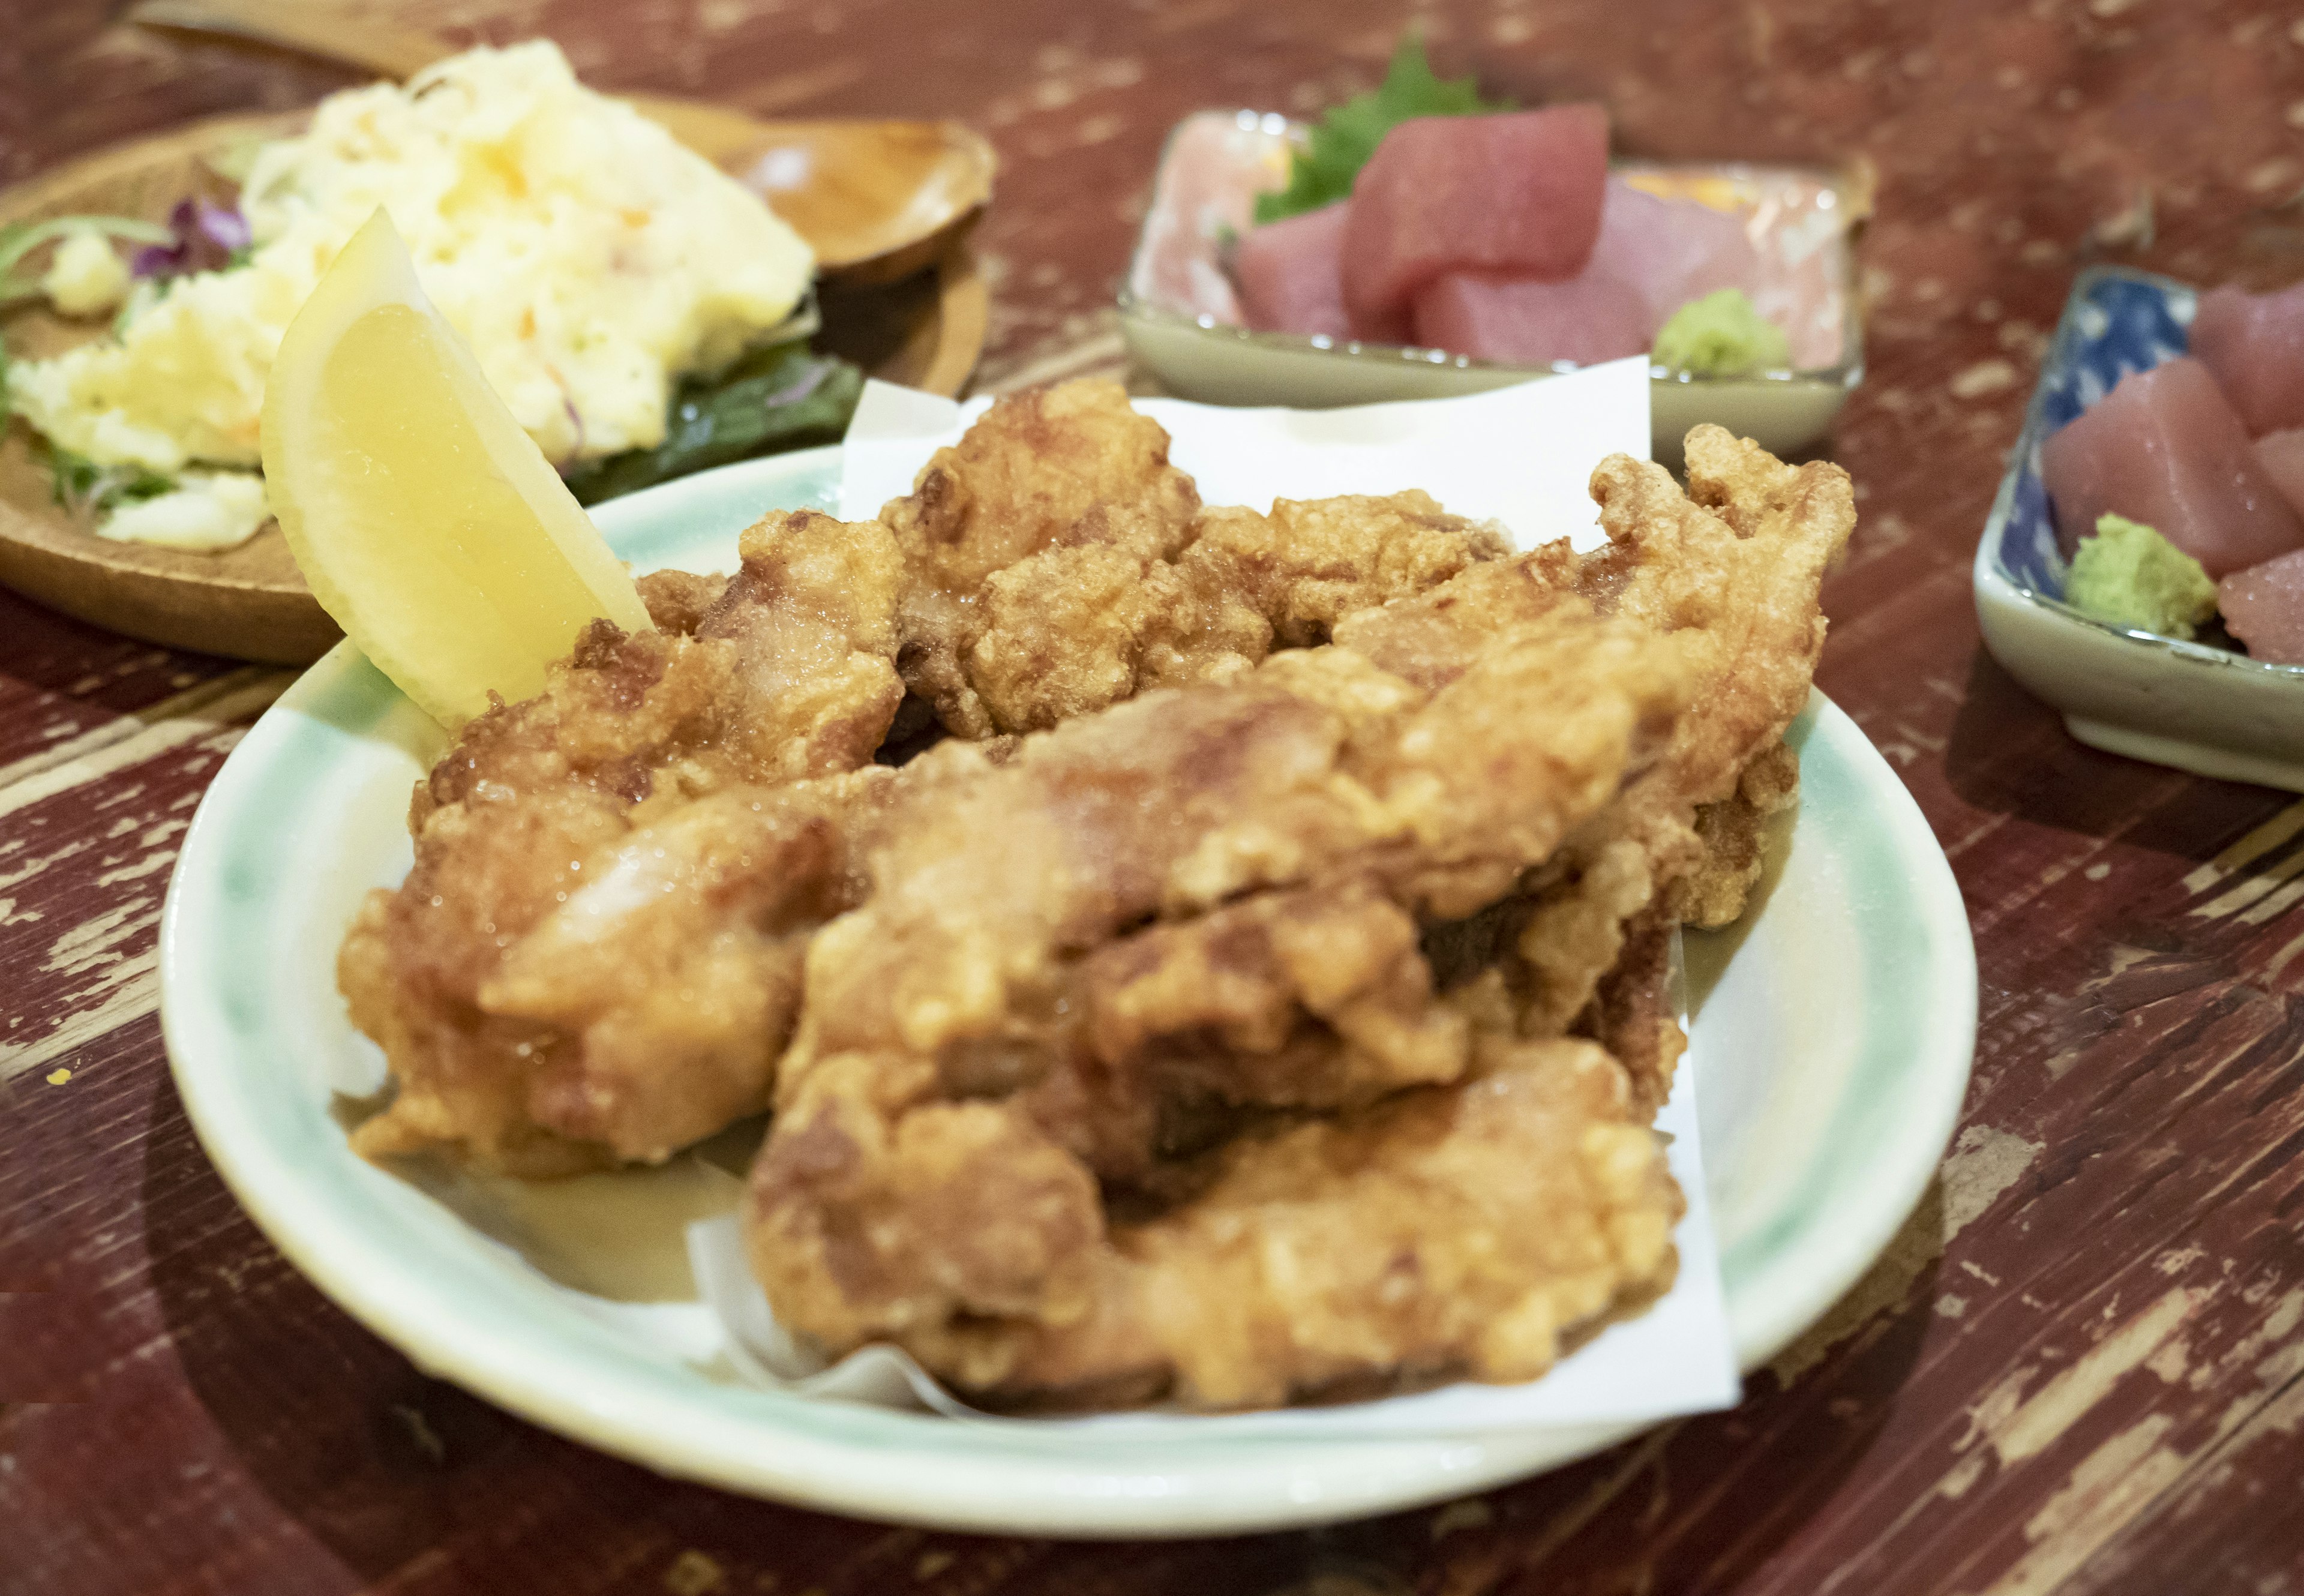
[838,359,1655,556]
[683,371,1742,1435]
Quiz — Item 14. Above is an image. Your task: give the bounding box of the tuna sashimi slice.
[1409,178,1772,366]
[1594,179,1763,329]
[2255,429,2304,520]
[2188,282,2304,437]
[2218,549,2304,665]
[1412,269,1651,365]
[1342,106,1610,324]
[1234,201,1352,338]
[1348,298,1414,346]
[2040,356,2304,580]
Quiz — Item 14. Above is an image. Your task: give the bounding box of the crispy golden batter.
[746,589,1699,1400]
[949,1038,1682,1410]
[742,423,1854,1409]
[346,382,1856,1412]
[1582,425,1850,824]
[1677,736,1801,929]
[955,492,1512,736]
[345,508,908,1172]
[635,568,729,636]
[883,379,1202,737]
[1493,427,1855,1105]
[879,378,1511,736]
[695,509,907,785]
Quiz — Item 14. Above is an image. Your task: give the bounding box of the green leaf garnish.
[560,343,864,507]
[1253,35,1511,225]
[44,443,176,517]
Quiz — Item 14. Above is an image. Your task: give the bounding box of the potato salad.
[7,40,814,550]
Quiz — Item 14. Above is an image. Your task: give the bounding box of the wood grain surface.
[5,2,2304,1592]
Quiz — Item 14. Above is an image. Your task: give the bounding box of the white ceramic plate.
[161,447,1976,1538]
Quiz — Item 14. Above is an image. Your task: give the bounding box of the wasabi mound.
[2065,514,2219,639]
[1652,289,1790,376]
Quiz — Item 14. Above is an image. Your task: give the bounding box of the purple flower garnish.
[129,242,179,280]
[130,199,253,282]
[755,359,829,409]
[195,200,251,254]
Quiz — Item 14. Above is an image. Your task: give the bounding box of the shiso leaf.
[559,343,864,506]
[1253,36,1511,225]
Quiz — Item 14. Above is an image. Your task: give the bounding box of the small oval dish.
[1118,110,1867,459]
[1973,265,2304,794]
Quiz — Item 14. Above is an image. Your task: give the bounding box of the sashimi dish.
[2042,278,2304,665]
[1223,40,1799,377]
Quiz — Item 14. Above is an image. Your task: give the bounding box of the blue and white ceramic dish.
[1973,266,2304,793]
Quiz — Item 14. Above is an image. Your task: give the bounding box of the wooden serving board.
[0,113,988,665]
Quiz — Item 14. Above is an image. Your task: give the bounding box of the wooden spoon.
[122,0,994,280]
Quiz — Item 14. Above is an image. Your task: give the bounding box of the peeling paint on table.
[5,2,2304,1593]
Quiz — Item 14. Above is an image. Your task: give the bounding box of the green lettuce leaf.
[560,343,863,507]
[1254,36,1511,225]
[44,445,175,516]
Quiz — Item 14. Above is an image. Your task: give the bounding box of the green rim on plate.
[160,446,1976,1537]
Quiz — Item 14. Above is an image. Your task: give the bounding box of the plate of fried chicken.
[160,381,1975,1535]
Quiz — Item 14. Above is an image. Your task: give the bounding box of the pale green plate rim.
[160,446,1976,1537]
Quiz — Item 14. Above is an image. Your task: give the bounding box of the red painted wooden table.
[7,2,2304,1591]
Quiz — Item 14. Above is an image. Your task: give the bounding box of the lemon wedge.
[262,209,652,727]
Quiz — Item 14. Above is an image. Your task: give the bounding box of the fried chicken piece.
[960,491,1513,734]
[1024,878,1485,1195]
[1676,735,1800,928]
[351,776,878,1172]
[1012,1037,1678,1410]
[346,508,909,1172]
[347,623,746,1172]
[694,508,907,784]
[635,568,730,635]
[788,601,1688,1081]
[1580,426,1851,826]
[764,1037,1681,1410]
[884,380,1202,737]
[343,776,640,1175]
[1489,428,1855,1096]
[877,377,1512,736]
[887,379,1203,592]
[749,593,1697,1383]
[473,773,899,1160]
